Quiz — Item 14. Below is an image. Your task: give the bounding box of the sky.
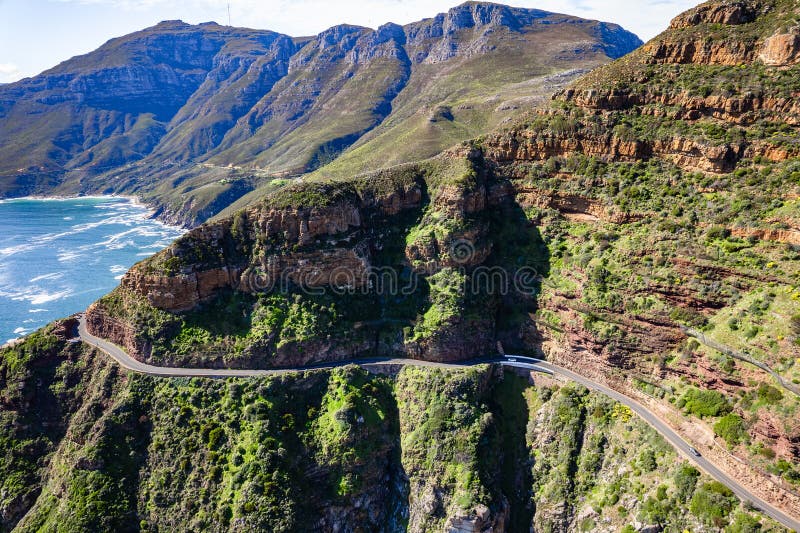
[0,0,699,83]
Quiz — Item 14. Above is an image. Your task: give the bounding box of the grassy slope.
[309,23,606,181]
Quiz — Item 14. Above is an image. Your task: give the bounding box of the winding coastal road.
[77,316,800,531]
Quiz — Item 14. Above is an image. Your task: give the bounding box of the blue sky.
[0,0,699,83]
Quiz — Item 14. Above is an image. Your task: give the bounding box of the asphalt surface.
[505,357,800,531]
[77,317,800,530]
[77,316,471,377]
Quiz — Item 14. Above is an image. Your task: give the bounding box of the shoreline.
[0,195,186,344]
[0,194,187,232]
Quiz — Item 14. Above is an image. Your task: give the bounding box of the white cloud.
[0,62,24,83]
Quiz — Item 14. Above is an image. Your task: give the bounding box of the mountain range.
[0,2,640,225]
[3,0,800,531]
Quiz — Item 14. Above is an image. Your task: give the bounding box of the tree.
[691,481,735,527]
[674,464,700,502]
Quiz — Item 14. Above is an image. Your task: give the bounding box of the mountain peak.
[0,2,642,225]
[152,19,191,29]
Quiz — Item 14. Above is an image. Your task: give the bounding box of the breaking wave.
[0,196,184,341]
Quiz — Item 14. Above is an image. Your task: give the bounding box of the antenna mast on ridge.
[227,3,231,26]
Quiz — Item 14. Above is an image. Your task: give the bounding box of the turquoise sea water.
[0,197,184,343]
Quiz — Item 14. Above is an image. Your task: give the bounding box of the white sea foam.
[29,272,63,282]
[0,243,35,257]
[1,196,184,340]
[23,289,73,305]
[57,250,82,262]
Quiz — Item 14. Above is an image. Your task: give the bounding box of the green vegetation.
[714,413,749,447]
[691,481,736,527]
[1,329,788,532]
[679,388,732,418]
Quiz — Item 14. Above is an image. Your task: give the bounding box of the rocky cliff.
[0,2,641,226]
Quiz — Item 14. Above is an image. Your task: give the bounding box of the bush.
[675,464,700,502]
[707,226,732,241]
[714,413,748,446]
[690,481,735,526]
[638,449,657,472]
[726,511,762,533]
[680,388,732,418]
[756,383,783,404]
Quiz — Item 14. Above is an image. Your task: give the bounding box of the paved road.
[505,356,800,531]
[77,317,800,530]
[77,316,471,378]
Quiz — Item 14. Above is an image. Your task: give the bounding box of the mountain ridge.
[0,1,641,226]
[3,0,800,531]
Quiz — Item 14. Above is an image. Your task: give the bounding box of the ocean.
[0,197,184,344]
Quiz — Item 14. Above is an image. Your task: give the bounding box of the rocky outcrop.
[730,225,800,245]
[123,180,426,313]
[445,504,507,533]
[645,38,755,65]
[122,267,241,312]
[513,186,640,224]
[669,1,757,29]
[563,87,800,125]
[759,29,800,66]
[485,126,750,174]
[85,301,152,360]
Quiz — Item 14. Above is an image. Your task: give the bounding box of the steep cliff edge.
[480,0,800,498]
[87,152,544,367]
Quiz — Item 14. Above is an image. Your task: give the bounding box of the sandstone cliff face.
[759,29,800,66]
[669,0,758,28]
[485,125,754,174]
[94,154,544,366]
[121,180,424,313]
[85,301,156,360]
[121,266,241,313]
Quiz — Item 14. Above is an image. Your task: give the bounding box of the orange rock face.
[122,182,426,313]
[759,31,800,66]
[122,267,240,312]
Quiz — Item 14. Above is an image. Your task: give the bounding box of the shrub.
[756,383,783,404]
[714,413,748,446]
[680,388,731,418]
[690,481,735,526]
[674,464,700,502]
[707,226,732,241]
[638,449,657,472]
[726,511,762,533]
